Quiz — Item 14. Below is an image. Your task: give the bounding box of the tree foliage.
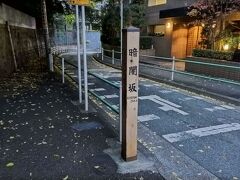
[85,1,102,30]
[101,0,147,45]
[188,0,240,25]
[101,0,121,45]
[125,0,147,29]
[2,0,72,25]
[187,0,240,49]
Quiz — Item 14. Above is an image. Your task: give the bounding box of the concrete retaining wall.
[185,57,240,81]
[0,3,36,28]
[0,3,45,76]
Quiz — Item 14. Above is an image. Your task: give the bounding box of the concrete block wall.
[0,3,36,29]
[0,3,45,76]
[0,24,14,75]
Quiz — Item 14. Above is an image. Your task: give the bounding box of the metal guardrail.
[101,48,240,86]
[54,55,122,141]
[140,55,240,86]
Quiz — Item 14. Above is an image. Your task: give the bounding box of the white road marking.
[139,95,188,116]
[192,96,204,100]
[221,105,235,110]
[72,75,78,78]
[204,108,215,112]
[66,72,75,75]
[88,83,95,86]
[143,84,153,87]
[112,81,120,86]
[112,105,119,110]
[159,90,172,94]
[99,73,121,78]
[183,97,194,101]
[105,94,119,98]
[109,71,120,73]
[99,96,105,99]
[92,88,105,92]
[163,123,240,143]
[138,114,160,122]
[214,106,226,110]
[205,106,227,112]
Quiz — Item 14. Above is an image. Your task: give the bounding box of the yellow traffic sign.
[68,0,90,6]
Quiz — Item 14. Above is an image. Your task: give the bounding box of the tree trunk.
[41,0,51,68]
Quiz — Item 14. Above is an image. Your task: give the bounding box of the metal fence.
[101,48,240,86]
[54,55,122,141]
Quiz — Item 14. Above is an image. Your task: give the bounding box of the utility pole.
[41,0,51,69]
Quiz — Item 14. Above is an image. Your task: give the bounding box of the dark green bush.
[140,36,153,50]
[192,49,234,61]
[101,35,120,46]
[102,36,153,50]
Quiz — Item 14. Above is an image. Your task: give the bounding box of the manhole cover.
[71,121,103,132]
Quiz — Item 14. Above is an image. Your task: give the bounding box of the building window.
[148,24,165,36]
[148,0,166,6]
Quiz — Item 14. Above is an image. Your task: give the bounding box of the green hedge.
[192,49,234,61]
[140,36,153,49]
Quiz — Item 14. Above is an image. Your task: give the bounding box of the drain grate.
[71,121,104,132]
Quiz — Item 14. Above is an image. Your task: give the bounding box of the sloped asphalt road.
[98,54,240,104]
[60,54,240,180]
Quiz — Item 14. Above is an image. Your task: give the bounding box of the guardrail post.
[171,56,175,81]
[112,49,115,64]
[119,82,122,142]
[102,48,104,61]
[49,53,54,72]
[62,57,65,83]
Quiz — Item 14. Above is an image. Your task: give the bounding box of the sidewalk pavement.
[0,73,164,179]
[94,55,240,105]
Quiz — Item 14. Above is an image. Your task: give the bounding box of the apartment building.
[146,0,240,58]
[145,0,202,58]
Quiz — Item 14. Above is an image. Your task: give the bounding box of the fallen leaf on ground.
[6,162,14,167]
[63,175,69,180]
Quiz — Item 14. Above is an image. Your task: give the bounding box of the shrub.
[192,49,234,61]
[101,35,120,46]
[102,36,153,50]
[140,36,152,50]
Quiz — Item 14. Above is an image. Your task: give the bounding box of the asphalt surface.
[60,54,240,180]
[98,54,240,103]
[0,73,164,179]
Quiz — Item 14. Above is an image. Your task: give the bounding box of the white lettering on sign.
[139,95,189,116]
[126,45,139,104]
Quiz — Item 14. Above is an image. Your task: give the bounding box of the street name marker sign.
[68,0,90,6]
[121,26,140,161]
